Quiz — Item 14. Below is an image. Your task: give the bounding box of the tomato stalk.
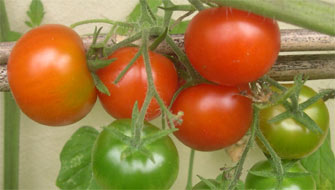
[1,1,21,189]
[3,92,21,190]
[227,104,259,190]
[255,125,284,189]
[186,149,195,190]
[188,0,206,11]
[203,0,335,36]
[70,18,135,29]
[165,35,203,81]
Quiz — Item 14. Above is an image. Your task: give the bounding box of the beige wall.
[1,0,334,189]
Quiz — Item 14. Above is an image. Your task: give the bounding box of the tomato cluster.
[7,5,331,190]
[171,7,280,151]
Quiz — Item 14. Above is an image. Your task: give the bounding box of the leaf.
[170,20,189,34]
[25,0,45,28]
[248,170,277,178]
[91,72,110,96]
[301,130,335,190]
[197,176,218,190]
[56,126,101,190]
[116,0,162,35]
[0,0,22,42]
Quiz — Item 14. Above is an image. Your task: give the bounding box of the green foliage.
[117,0,162,35]
[170,20,189,34]
[25,0,45,28]
[301,131,335,190]
[56,126,101,190]
[115,0,189,35]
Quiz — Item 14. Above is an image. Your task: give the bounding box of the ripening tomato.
[7,24,97,126]
[92,119,179,189]
[171,83,252,151]
[97,47,178,120]
[245,160,316,189]
[258,85,329,159]
[184,7,280,86]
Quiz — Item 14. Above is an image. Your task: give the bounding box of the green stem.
[228,104,259,190]
[104,32,142,56]
[165,35,201,80]
[162,0,174,27]
[4,92,21,190]
[70,18,135,28]
[186,149,195,190]
[188,0,206,10]
[205,0,335,35]
[256,127,284,189]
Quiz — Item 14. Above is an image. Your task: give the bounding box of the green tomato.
[92,119,179,189]
[258,84,329,159]
[245,160,316,190]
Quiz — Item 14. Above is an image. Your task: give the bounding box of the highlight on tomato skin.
[184,7,281,86]
[171,83,253,151]
[7,24,97,126]
[96,46,178,121]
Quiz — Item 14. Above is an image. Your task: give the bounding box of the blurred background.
[1,0,334,189]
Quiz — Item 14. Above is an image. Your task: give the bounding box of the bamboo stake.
[0,29,334,91]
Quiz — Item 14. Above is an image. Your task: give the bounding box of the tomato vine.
[1,0,335,190]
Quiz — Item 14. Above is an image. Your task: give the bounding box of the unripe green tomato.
[92,119,179,189]
[245,160,316,190]
[258,85,329,159]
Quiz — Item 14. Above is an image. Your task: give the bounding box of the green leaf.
[301,130,335,190]
[116,0,162,35]
[197,176,218,190]
[25,0,45,28]
[56,126,102,190]
[248,170,277,178]
[0,0,22,42]
[170,20,189,34]
[91,72,110,96]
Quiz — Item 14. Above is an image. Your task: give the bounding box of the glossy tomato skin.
[184,7,280,86]
[171,84,252,151]
[92,119,179,189]
[245,160,316,189]
[97,47,178,120]
[7,24,97,126]
[259,85,329,159]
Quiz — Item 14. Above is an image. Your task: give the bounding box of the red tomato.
[8,24,97,126]
[97,47,178,120]
[184,7,280,86]
[171,84,253,151]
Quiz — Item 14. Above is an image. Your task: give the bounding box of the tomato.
[171,83,252,151]
[184,7,280,86]
[92,119,179,189]
[97,47,178,120]
[259,85,329,159]
[245,160,316,189]
[7,24,97,126]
